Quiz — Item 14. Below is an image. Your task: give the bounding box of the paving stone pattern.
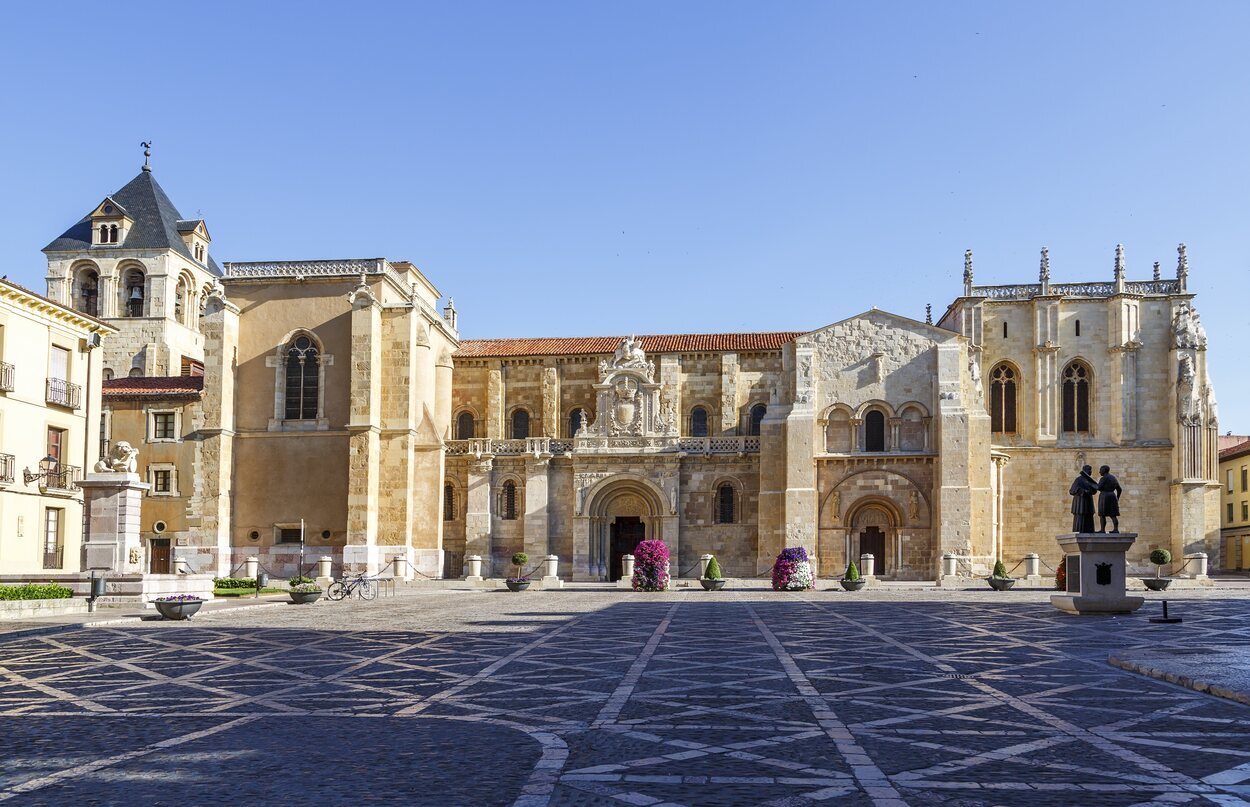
[1,591,1249,806]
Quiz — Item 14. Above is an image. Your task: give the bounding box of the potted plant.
[506,552,531,592]
[289,582,322,604]
[772,547,814,591]
[1055,554,1068,591]
[701,555,726,591]
[153,594,203,620]
[988,559,1016,591]
[1144,548,1172,591]
[840,559,866,591]
[632,540,670,591]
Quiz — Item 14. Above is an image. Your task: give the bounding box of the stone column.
[199,286,240,576]
[486,362,505,438]
[465,456,494,575]
[80,473,150,575]
[720,353,739,434]
[524,455,551,562]
[345,281,383,573]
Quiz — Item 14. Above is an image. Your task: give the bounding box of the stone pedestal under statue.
[1051,533,1144,615]
[79,472,149,574]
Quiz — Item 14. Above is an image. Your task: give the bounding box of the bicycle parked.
[326,572,377,601]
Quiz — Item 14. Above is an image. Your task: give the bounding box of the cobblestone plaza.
[2,589,1249,806]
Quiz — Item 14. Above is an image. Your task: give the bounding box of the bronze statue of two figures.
[1069,466,1122,534]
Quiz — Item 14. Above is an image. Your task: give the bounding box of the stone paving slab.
[1,589,1249,806]
[1110,645,1250,706]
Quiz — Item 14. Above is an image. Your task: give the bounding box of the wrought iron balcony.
[46,378,81,409]
[0,453,14,484]
[42,546,64,570]
[0,361,13,392]
[44,464,79,492]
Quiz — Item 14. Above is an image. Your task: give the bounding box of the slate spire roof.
[43,169,222,276]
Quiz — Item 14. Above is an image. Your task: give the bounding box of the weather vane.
[141,141,152,171]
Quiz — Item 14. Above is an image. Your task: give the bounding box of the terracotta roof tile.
[1220,438,1250,461]
[103,376,204,398]
[454,332,802,359]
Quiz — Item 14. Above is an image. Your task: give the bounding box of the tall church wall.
[558,359,599,436]
[678,456,760,577]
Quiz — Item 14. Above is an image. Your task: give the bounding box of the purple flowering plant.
[155,594,202,602]
[631,539,670,592]
[772,546,812,591]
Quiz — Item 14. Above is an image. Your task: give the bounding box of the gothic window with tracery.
[1062,361,1091,433]
[284,335,320,420]
[989,363,1017,433]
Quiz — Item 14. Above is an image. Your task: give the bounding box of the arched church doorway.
[582,474,671,581]
[849,502,896,576]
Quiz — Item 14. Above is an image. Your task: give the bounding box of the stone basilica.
[41,164,1223,581]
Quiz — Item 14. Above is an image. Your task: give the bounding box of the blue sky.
[1,2,1247,427]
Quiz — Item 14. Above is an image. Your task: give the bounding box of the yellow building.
[0,278,114,576]
[1219,438,1250,571]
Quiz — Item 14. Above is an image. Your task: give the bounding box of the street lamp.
[22,455,60,488]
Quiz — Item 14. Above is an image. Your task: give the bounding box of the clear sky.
[1,2,1246,427]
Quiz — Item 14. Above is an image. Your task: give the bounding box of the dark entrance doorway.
[859,526,886,576]
[610,516,645,581]
[149,539,171,574]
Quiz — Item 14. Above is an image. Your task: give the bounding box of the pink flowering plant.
[154,594,202,602]
[631,539,670,592]
[771,547,814,591]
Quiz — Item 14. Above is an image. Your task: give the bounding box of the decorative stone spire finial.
[443,297,458,329]
[141,141,152,172]
[925,303,932,325]
[1176,242,1188,291]
[1114,244,1126,281]
[963,250,973,295]
[1039,246,1050,294]
[1153,261,1161,281]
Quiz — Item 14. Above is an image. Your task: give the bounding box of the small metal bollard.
[255,572,269,598]
[1149,600,1182,624]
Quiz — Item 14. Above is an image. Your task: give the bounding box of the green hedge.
[213,577,257,589]
[0,583,74,601]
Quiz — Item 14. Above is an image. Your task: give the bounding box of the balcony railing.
[0,453,13,484]
[45,464,79,492]
[43,546,64,570]
[444,435,761,457]
[46,378,82,409]
[0,361,13,392]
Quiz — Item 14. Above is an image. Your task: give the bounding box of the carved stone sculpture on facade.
[1172,304,1206,350]
[94,441,139,474]
[1177,355,1201,424]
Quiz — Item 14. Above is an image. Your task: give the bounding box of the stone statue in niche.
[1203,385,1219,426]
[94,441,139,474]
[828,490,840,523]
[577,409,589,436]
[909,490,921,520]
[968,354,983,400]
[1177,355,1200,423]
[1069,465,1098,534]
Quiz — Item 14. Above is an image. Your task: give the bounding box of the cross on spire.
[141,141,152,172]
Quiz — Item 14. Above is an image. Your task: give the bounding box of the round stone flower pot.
[154,599,202,620]
[840,579,866,591]
[700,578,726,591]
[505,580,531,592]
[988,577,1016,591]
[1142,578,1171,591]
[289,590,322,604]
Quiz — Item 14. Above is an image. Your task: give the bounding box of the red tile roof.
[103,376,204,399]
[454,332,802,359]
[1220,438,1250,462]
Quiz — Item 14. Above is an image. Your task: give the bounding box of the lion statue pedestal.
[80,442,150,575]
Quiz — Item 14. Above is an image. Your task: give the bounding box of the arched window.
[510,409,530,440]
[748,404,767,436]
[128,367,143,378]
[443,484,455,521]
[174,277,187,323]
[102,368,114,381]
[455,411,475,440]
[569,408,586,438]
[864,410,886,452]
[1062,361,1091,433]
[77,270,99,317]
[716,483,736,524]
[98,224,108,243]
[989,364,1018,434]
[284,335,320,420]
[123,270,145,317]
[690,406,709,437]
[825,410,851,452]
[109,224,119,243]
[501,480,518,520]
[898,406,926,451]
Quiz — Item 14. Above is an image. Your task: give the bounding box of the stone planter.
[289,590,322,604]
[154,599,202,620]
[1142,578,1171,591]
[840,579,866,591]
[505,580,531,592]
[700,579,726,591]
[988,577,1016,591]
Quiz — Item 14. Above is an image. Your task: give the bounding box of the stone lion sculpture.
[94,441,139,474]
